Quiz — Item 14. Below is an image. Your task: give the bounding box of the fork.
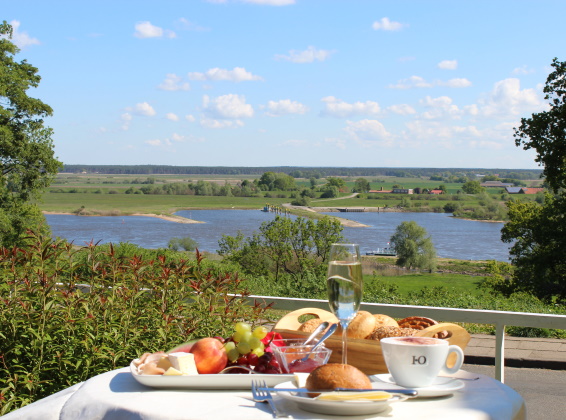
[251,380,289,418]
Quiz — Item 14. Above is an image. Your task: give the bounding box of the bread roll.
[298,318,324,333]
[367,326,417,340]
[338,311,376,339]
[373,314,399,328]
[306,363,371,396]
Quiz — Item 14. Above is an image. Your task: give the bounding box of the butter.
[316,391,392,401]
[168,352,198,375]
[163,367,183,376]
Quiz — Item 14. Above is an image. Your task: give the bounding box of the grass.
[369,272,483,296]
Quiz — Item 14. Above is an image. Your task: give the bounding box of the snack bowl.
[271,340,332,374]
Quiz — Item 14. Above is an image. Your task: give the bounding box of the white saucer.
[274,381,407,416]
[372,374,465,398]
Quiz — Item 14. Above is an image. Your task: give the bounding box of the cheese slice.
[163,367,183,376]
[168,352,198,375]
[293,373,309,388]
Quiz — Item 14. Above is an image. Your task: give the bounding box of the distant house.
[505,187,545,194]
[392,188,413,194]
[481,181,514,188]
[429,189,444,195]
[521,187,545,194]
[505,187,523,194]
[369,188,392,194]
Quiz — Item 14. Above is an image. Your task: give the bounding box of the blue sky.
[3,0,564,169]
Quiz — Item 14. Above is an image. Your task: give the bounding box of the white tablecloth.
[3,369,525,420]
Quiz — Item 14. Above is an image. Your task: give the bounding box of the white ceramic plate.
[130,361,293,389]
[372,374,465,398]
[274,381,408,416]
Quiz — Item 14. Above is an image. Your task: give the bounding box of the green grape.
[227,348,240,362]
[248,337,263,351]
[237,341,251,355]
[240,331,252,344]
[235,322,252,335]
[224,341,236,352]
[251,347,264,357]
[232,331,243,343]
[252,326,268,340]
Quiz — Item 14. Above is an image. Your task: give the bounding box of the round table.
[3,368,525,420]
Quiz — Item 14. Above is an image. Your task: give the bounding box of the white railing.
[245,295,566,383]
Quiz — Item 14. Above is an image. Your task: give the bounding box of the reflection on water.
[44,210,510,261]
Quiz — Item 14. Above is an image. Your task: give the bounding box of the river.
[44,210,510,261]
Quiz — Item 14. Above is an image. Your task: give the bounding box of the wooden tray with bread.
[274,308,471,375]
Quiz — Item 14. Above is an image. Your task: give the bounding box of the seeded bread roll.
[338,311,376,339]
[306,363,371,396]
[367,326,418,340]
[298,318,324,333]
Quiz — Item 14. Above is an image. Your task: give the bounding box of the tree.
[0,22,62,247]
[390,221,437,271]
[353,177,370,193]
[218,215,343,283]
[461,180,484,194]
[168,236,198,251]
[501,58,566,302]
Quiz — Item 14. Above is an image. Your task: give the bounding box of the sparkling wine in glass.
[326,243,362,365]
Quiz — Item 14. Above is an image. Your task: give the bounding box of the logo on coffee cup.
[412,355,428,365]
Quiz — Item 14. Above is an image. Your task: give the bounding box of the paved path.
[466,334,566,369]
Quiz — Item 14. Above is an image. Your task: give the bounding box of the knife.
[261,387,418,397]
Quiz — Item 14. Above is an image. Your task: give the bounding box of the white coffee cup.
[380,336,464,388]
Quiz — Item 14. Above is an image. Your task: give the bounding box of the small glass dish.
[271,340,332,374]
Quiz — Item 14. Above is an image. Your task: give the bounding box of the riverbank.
[42,211,204,224]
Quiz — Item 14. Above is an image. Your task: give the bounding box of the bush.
[0,230,269,414]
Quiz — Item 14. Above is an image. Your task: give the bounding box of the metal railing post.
[495,323,506,383]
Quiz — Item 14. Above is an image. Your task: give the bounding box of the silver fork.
[251,380,289,418]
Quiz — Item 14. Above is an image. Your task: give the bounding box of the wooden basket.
[273,308,471,375]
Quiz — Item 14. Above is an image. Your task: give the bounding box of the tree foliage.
[390,221,437,271]
[503,58,566,302]
[0,21,62,247]
[461,180,484,194]
[218,215,343,285]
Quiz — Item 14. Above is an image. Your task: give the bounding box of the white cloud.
[185,114,196,122]
[130,102,156,117]
[281,139,306,147]
[389,76,471,89]
[441,78,472,88]
[171,133,185,142]
[146,139,172,147]
[188,67,263,82]
[387,104,416,115]
[324,137,347,150]
[202,94,254,119]
[438,60,458,70]
[372,17,405,31]
[512,65,535,75]
[200,118,244,129]
[158,74,190,91]
[166,113,179,121]
[419,96,463,120]
[265,99,308,116]
[275,46,335,63]
[120,113,132,130]
[344,119,393,146]
[321,96,381,117]
[6,20,40,48]
[134,21,176,39]
[477,78,544,118]
[389,76,433,89]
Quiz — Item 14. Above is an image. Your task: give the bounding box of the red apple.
[189,337,228,374]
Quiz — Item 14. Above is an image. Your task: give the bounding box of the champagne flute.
[326,243,363,364]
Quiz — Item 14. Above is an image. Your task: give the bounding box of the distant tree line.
[61,165,542,180]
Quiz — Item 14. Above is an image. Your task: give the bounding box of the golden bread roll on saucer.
[306,363,371,396]
[298,318,325,333]
[373,314,399,328]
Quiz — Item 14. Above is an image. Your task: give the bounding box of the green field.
[372,272,483,296]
